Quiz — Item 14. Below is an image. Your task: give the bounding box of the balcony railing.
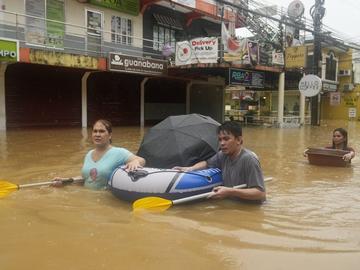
[0,9,166,60]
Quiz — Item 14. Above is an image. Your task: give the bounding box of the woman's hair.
[93,119,113,143]
[332,127,348,149]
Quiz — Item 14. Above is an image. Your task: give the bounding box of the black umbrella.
[137,114,220,169]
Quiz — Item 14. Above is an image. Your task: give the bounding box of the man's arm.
[173,161,208,172]
[209,186,266,201]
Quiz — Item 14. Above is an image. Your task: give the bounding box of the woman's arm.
[124,155,145,171]
[51,176,84,187]
[343,149,355,161]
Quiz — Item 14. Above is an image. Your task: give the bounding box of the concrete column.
[299,93,305,125]
[0,63,8,130]
[277,72,285,126]
[81,72,91,128]
[140,77,149,128]
[186,81,192,114]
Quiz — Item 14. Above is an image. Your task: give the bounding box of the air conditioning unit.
[338,69,351,76]
[343,83,355,91]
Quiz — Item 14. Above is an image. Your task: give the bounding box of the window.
[153,25,176,51]
[111,16,132,45]
[325,53,337,81]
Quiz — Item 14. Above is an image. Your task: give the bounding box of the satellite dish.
[287,0,305,19]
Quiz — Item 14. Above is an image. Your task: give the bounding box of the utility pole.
[310,0,325,126]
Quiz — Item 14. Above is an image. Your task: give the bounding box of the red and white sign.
[175,37,218,65]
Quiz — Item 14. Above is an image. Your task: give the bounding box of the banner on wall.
[175,37,218,65]
[46,0,65,48]
[221,23,259,65]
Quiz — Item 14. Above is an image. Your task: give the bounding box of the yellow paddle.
[133,177,273,212]
[0,178,83,198]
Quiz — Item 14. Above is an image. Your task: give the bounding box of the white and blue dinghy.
[108,167,222,202]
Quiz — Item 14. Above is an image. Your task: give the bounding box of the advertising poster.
[46,0,65,48]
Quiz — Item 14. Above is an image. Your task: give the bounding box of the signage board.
[298,74,322,97]
[88,0,139,16]
[0,38,19,62]
[349,108,357,118]
[329,92,340,106]
[109,53,167,75]
[322,81,337,92]
[285,46,307,68]
[175,37,218,65]
[229,69,264,88]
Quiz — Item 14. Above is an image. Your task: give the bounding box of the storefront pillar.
[0,63,7,130]
[81,71,91,128]
[299,93,306,125]
[186,81,192,114]
[140,77,149,128]
[277,72,285,126]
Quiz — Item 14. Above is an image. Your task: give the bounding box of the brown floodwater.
[1,121,360,270]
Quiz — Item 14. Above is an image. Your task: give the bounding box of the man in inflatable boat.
[174,121,266,202]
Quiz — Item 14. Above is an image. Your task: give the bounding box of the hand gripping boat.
[108,167,222,202]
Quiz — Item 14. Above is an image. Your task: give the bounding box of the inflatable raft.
[306,147,350,167]
[109,167,222,202]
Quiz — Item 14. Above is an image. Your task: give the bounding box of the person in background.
[53,119,145,189]
[174,121,266,202]
[303,127,355,162]
[326,128,355,162]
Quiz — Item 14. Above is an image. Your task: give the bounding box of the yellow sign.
[285,46,307,68]
[29,49,99,69]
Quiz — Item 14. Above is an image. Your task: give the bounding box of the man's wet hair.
[217,121,242,137]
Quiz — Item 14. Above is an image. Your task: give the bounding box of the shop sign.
[28,49,99,69]
[272,51,284,65]
[329,92,340,106]
[322,81,337,92]
[88,0,139,16]
[285,45,307,68]
[109,53,167,75]
[229,69,264,88]
[175,37,218,65]
[0,38,19,62]
[298,74,322,97]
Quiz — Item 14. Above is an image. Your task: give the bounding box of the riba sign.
[0,38,19,62]
[229,69,264,88]
[109,53,167,75]
[298,74,322,97]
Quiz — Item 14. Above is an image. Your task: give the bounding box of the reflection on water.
[0,121,360,270]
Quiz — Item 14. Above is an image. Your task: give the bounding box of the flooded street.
[1,121,360,270]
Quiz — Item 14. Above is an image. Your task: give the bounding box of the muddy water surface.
[0,121,359,270]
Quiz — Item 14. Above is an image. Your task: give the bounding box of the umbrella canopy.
[137,114,220,169]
